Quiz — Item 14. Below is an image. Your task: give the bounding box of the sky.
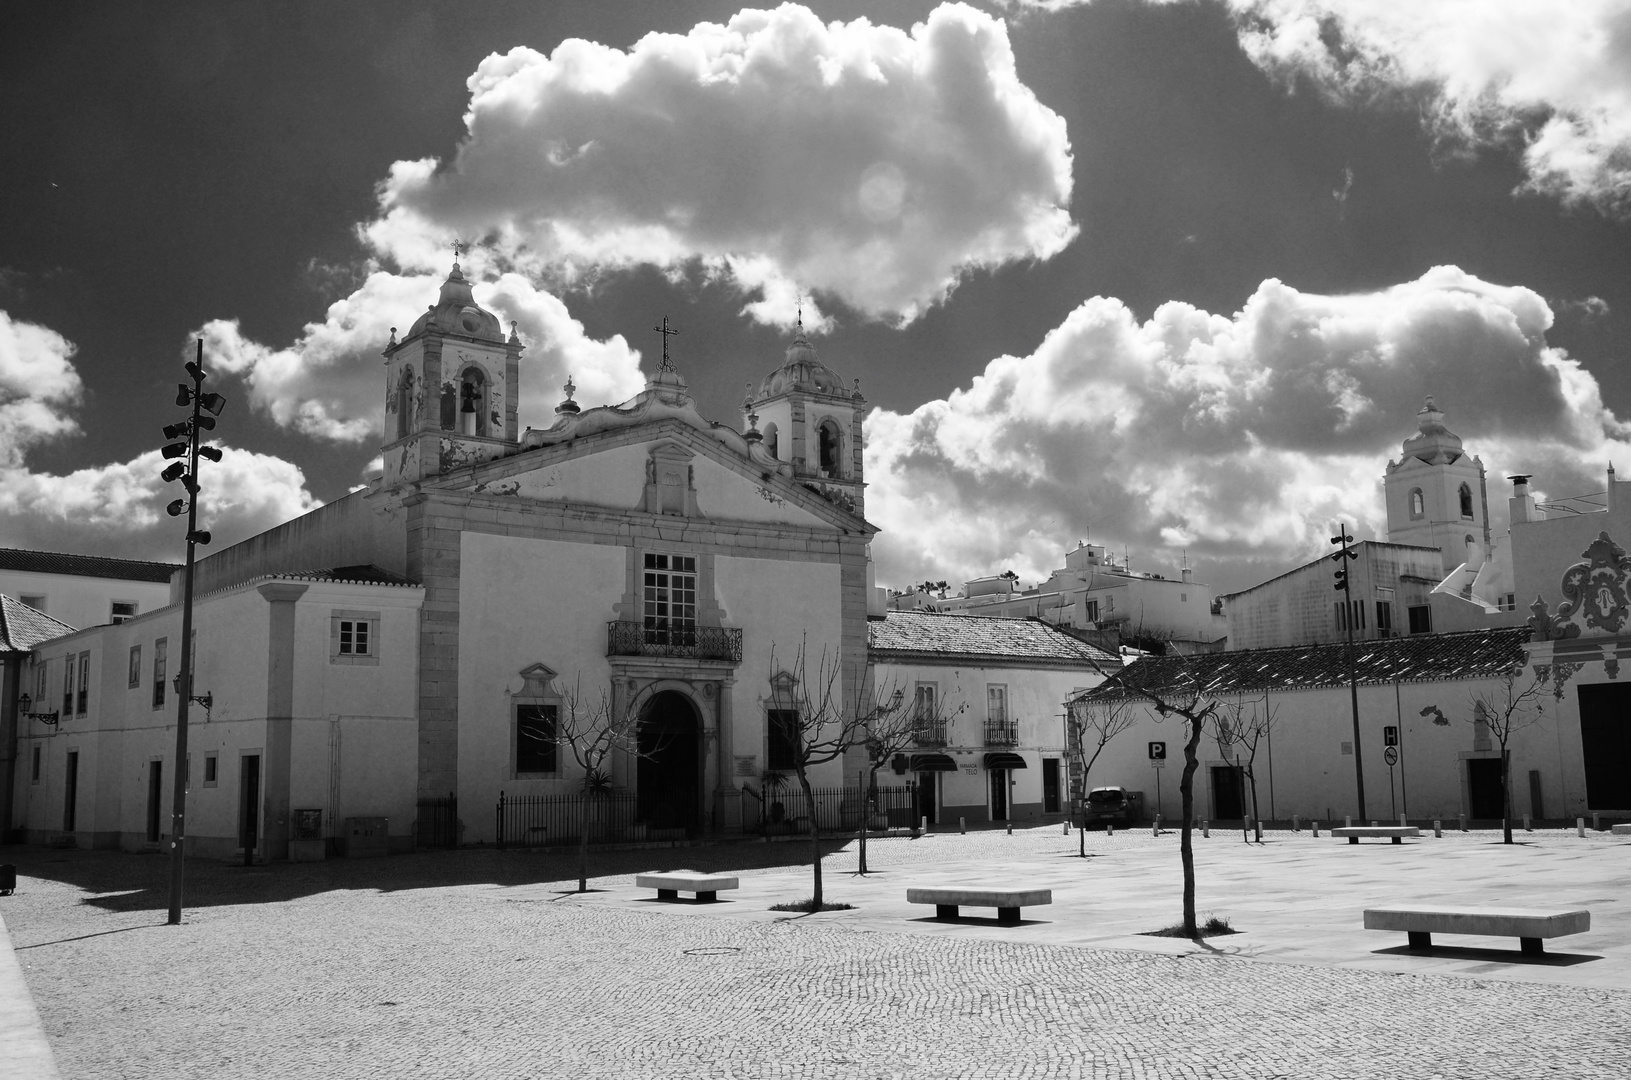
[3,0,1631,596]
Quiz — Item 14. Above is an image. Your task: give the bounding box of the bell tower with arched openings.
[745,313,866,518]
[379,248,523,486]
[1384,397,1491,574]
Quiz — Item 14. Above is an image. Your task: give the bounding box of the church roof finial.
[653,316,679,374]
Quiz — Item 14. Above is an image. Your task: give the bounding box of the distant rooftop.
[869,610,1117,667]
[0,594,78,652]
[0,547,178,584]
[270,566,418,587]
[1075,626,1529,702]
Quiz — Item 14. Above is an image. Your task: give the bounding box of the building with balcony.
[867,610,1114,827]
[9,263,883,856]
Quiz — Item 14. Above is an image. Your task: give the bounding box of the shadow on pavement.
[1371,943,1600,966]
[0,838,854,914]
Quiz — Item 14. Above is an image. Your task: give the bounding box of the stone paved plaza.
[4,825,1630,1078]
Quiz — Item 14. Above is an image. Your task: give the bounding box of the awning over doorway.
[910,753,958,772]
[983,752,1027,770]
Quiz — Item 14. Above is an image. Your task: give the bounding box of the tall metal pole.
[167,341,204,925]
[1332,522,1366,821]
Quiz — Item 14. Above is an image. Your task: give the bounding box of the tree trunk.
[1501,746,1514,845]
[1179,715,1206,937]
[797,765,822,907]
[578,792,591,892]
[1247,762,1262,843]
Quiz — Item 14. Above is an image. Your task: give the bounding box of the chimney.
[1508,475,1533,524]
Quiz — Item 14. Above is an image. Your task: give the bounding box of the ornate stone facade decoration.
[1527,531,1631,688]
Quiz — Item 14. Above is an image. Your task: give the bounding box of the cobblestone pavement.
[4,826,1630,1079]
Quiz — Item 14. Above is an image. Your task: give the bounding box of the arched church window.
[818,419,842,476]
[395,366,415,440]
[1459,483,1473,519]
[762,422,779,460]
[460,367,488,437]
[1409,489,1424,519]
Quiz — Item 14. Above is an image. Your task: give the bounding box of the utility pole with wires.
[1331,522,1366,821]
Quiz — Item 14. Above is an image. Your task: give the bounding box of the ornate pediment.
[518,662,559,698]
[1531,531,1631,641]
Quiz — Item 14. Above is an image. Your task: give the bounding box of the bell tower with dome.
[1384,397,1491,574]
[379,249,524,486]
[746,314,866,518]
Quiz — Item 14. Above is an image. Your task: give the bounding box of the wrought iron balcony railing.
[984,720,1018,746]
[912,720,947,748]
[607,620,743,663]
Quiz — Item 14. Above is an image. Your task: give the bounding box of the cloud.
[864,266,1631,592]
[197,268,645,444]
[0,309,83,466]
[0,309,319,561]
[1009,0,1631,214]
[361,2,1076,326]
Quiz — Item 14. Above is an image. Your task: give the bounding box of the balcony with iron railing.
[912,719,948,747]
[606,620,743,663]
[983,719,1017,746]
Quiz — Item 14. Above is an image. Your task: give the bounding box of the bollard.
[1202,820,1210,839]
[1433,820,1442,838]
[1108,824,1113,837]
[1524,815,1532,832]
[922,816,930,834]
[1578,817,1586,837]
[1459,813,1467,832]
[1155,814,1163,837]
[1399,814,1408,828]
[1312,820,1319,837]
[1593,812,1601,831]
[1370,820,1378,828]
[1063,820,1070,836]
[1254,822,1263,843]
[1006,822,1012,836]
[1292,814,1300,832]
[959,816,966,835]
[1345,815,1353,828]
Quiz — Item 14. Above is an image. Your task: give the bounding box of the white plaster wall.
[288,585,421,721]
[0,569,172,632]
[692,456,826,526]
[457,532,627,834]
[716,554,846,788]
[507,443,650,508]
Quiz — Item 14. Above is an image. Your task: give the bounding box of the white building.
[10,261,886,857]
[0,549,176,630]
[868,611,1112,826]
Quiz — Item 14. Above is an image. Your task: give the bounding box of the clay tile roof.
[869,611,1117,667]
[0,594,78,653]
[0,547,177,583]
[1075,626,1529,703]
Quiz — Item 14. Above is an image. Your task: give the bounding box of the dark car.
[1084,785,1142,827]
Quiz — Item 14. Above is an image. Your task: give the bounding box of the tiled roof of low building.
[271,566,419,586]
[0,547,178,583]
[1075,627,1530,702]
[869,611,1117,667]
[0,594,78,652]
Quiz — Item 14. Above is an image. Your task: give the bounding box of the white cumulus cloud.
[864,266,1631,592]
[362,2,1076,326]
[0,310,83,466]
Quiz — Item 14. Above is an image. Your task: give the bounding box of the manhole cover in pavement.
[682,947,742,956]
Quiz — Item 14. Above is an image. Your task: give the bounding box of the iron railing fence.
[984,720,1018,746]
[912,722,948,747]
[606,620,743,662]
[496,791,649,850]
[744,784,917,836]
[415,793,459,849]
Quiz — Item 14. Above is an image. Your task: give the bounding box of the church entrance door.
[638,691,701,834]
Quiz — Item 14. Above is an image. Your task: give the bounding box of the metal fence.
[496,791,652,849]
[743,784,917,836]
[415,793,459,849]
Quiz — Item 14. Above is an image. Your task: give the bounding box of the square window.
[204,753,218,786]
[331,611,381,665]
[20,594,45,613]
[111,601,138,624]
[153,638,167,708]
[1407,605,1432,634]
[515,704,558,774]
[129,645,142,688]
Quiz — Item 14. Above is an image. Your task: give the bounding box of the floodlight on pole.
[1331,521,1366,821]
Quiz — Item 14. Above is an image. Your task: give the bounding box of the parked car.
[1084,786,1142,827]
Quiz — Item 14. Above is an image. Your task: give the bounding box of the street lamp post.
[161,339,225,926]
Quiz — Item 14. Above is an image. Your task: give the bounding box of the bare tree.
[1423,669,1550,844]
[1064,696,1142,856]
[852,675,959,875]
[552,680,651,893]
[1213,696,1276,843]
[766,638,915,908]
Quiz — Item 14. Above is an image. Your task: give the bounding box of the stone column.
[257,581,309,861]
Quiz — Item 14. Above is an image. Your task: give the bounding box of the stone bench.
[906,886,1051,925]
[1364,906,1590,956]
[1611,823,1631,836]
[634,871,739,903]
[1332,826,1420,845]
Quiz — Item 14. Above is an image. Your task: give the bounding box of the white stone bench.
[634,871,739,903]
[1364,906,1590,956]
[1611,823,1631,836]
[1332,826,1419,845]
[906,885,1051,925]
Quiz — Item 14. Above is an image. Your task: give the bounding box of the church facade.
[11,261,884,857]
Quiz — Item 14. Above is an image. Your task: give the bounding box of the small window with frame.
[62,655,74,716]
[515,704,559,775]
[153,638,168,708]
[77,651,90,715]
[31,744,42,784]
[129,644,142,689]
[331,610,381,665]
[204,752,218,788]
[111,600,138,624]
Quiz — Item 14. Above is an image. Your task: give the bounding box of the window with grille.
[643,553,697,646]
[331,610,380,665]
[153,638,167,708]
[1333,600,1367,632]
